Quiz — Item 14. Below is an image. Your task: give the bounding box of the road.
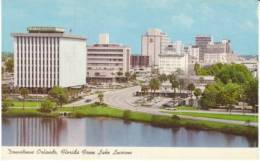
[103,86,258,127]
[62,86,257,127]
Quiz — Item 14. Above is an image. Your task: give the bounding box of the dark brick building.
[130,55,149,68]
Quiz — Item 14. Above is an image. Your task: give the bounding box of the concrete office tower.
[87,34,131,83]
[99,33,109,44]
[204,39,233,65]
[141,28,171,67]
[12,27,86,90]
[195,36,212,62]
[159,43,188,75]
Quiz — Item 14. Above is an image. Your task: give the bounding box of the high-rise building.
[141,28,171,67]
[195,36,212,62]
[12,27,86,90]
[87,34,131,83]
[203,39,233,65]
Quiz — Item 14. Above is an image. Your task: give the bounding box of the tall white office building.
[159,43,188,75]
[141,28,171,67]
[12,27,86,90]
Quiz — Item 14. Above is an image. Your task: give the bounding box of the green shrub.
[2,99,13,112]
[123,110,131,120]
[39,99,54,113]
[171,115,180,120]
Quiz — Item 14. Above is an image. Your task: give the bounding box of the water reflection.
[2,117,258,147]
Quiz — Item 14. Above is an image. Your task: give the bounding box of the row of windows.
[88,58,123,61]
[16,36,60,87]
[88,54,123,57]
[88,67,123,70]
[88,49,124,52]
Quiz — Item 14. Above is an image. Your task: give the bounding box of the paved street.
[103,86,258,127]
[62,86,258,127]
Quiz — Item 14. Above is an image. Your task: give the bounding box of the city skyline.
[3,0,258,55]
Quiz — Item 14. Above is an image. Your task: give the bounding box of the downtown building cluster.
[12,26,243,90]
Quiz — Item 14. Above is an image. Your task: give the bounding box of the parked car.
[85,99,92,103]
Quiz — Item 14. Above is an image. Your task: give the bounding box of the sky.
[2,0,258,55]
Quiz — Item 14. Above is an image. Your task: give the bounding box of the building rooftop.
[11,26,86,40]
[27,26,65,33]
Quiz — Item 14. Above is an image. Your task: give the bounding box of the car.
[85,99,92,103]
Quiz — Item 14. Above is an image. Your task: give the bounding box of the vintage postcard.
[1,0,259,160]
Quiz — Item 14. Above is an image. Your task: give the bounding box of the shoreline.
[2,105,258,139]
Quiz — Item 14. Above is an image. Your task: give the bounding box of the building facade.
[195,36,212,62]
[130,55,149,69]
[87,34,131,83]
[203,40,233,65]
[159,43,188,75]
[12,27,86,90]
[141,28,171,67]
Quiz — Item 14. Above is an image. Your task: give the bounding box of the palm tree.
[194,88,202,108]
[170,79,179,99]
[168,73,179,99]
[141,85,149,96]
[158,73,167,82]
[178,78,185,96]
[187,83,195,99]
[125,72,131,82]
[149,78,161,96]
[97,92,104,104]
[20,88,29,110]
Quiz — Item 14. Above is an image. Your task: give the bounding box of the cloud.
[171,14,194,28]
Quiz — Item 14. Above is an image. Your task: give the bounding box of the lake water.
[2,117,257,147]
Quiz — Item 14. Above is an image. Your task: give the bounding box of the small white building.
[12,26,86,90]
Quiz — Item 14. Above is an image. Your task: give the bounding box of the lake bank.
[2,104,258,139]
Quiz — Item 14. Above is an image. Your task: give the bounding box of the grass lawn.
[170,112,258,122]
[11,101,41,108]
[57,104,124,118]
[2,103,258,138]
[176,106,198,111]
[3,108,58,117]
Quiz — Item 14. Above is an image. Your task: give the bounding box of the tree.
[200,83,221,109]
[39,99,54,113]
[141,85,149,96]
[158,74,168,82]
[20,88,29,110]
[5,58,14,73]
[178,78,185,95]
[194,88,202,107]
[2,98,12,112]
[97,92,104,104]
[200,81,242,112]
[244,79,258,113]
[48,86,68,108]
[218,82,241,114]
[170,78,179,99]
[194,63,200,74]
[194,88,202,99]
[125,72,131,81]
[131,73,137,81]
[149,78,161,95]
[187,83,195,98]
